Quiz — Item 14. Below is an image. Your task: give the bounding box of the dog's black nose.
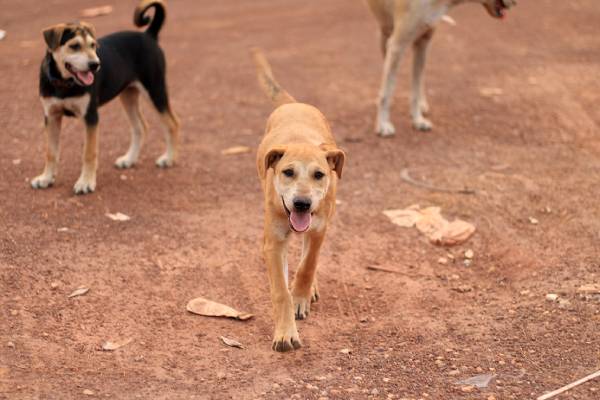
[88,61,100,72]
[293,198,311,212]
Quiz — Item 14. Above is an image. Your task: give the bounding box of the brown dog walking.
[252,49,346,352]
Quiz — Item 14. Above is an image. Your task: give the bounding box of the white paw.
[376,120,396,137]
[73,176,96,195]
[31,174,55,189]
[412,117,433,132]
[114,155,136,169]
[155,154,174,168]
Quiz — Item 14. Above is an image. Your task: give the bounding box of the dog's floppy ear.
[264,147,286,177]
[80,21,96,39]
[320,144,345,179]
[42,24,67,51]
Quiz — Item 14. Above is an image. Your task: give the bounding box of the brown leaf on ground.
[186,297,253,320]
[384,205,475,246]
[80,5,113,18]
[220,336,244,349]
[577,284,600,294]
[68,287,89,298]
[101,338,133,351]
[221,146,252,156]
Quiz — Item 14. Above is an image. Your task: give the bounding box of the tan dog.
[252,49,345,352]
[366,0,517,136]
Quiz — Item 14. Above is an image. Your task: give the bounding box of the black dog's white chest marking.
[41,94,90,118]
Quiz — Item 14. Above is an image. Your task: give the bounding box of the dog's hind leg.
[375,26,412,137]
[115,87,147,169]
[292,231,325,320]
[410,29,434,131]
[31,114,62,189]
[144,79,180,168]
[156,107,180,168]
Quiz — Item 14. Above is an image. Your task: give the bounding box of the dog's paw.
[293,295,312,320]
[311,283,320,303]
[376,120,396,137]
[272,326,302,352]
[31,174,55,189]
[115,155,136,169]
[155,154,174,168]
[412,117,433,132]
[73,176,96,195]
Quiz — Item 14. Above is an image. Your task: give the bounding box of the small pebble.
[83,389,94,396]
[546,293,559,302]
[464,249,474,259]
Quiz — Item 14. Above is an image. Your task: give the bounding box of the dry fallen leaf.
[382,205,421,228]
[81,5,113,18]
[221,146,251,156]
[68,287,89,298]
[220,336,244,349]
[186,297,253,320]
[384,205,475,246]
[577,284,600,294]
[105,212,130,221]
[101,338,132,351]
[455,373,495,388]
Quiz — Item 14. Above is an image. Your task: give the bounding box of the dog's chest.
[41,94,90,118]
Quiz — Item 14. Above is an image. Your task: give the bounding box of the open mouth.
[493,0,509,18]
[282,197,312,233]
[66,63,95,86]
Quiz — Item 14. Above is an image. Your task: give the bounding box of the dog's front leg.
[291,231,325,320]
[31,114,62,189]
[264,230,300,352]
[375,32,411,137]
[73,123,99,195]
[410,29,434,131]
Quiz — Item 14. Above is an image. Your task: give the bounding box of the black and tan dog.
[253,49,345,352]
[32,0,179,194]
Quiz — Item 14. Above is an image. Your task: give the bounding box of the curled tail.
[251,48,296,107]
[134,0,166,40]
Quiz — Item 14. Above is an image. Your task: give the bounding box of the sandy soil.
[1,0,599,399]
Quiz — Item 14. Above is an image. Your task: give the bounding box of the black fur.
[39,4,171,127]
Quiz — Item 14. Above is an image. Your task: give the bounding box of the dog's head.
[479,0,516,18]
[264,143,345,233]
[42,22,100,86]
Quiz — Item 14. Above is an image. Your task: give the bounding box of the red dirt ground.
[1,1,599,399]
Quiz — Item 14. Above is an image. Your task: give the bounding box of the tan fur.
[366,0,516,136]
[253,49,346,352]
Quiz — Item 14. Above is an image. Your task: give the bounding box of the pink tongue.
[76,71,94,86]
[290,211,311,232]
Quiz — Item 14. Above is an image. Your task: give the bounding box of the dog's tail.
[251,48,296,107]
[134,0,166,40]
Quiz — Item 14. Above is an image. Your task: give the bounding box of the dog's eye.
[282,169,294,178]
[90,43,96,49]
[314,171,325,180]
[69,43,81,51]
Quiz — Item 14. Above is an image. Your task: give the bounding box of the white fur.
[41,94,90,119]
